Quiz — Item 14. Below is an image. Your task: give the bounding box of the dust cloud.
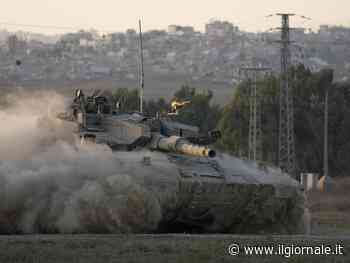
[0,90,175,234]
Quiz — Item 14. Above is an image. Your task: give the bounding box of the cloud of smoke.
[0,90,177,234]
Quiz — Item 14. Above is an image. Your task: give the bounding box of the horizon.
[1,0,350,35]
[0,20,349,37]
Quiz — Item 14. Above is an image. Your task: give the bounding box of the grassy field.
[0,234,348,263]
[0,72,234,104]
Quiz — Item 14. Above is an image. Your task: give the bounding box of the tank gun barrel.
[151,135,216,158]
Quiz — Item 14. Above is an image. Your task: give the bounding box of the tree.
[112,88,170,116]
[112,88,139,112]
[217,65,350,177]
[172,85,222,133]
[216,81,250,156]
[145,98,169,117]
[110,85,221,133]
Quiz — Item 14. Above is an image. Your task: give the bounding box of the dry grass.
[307,177,350,233]
[308,177,350,212]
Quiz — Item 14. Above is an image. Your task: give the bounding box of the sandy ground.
[0,234,348,263]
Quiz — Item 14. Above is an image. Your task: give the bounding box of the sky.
[1,0,350,34]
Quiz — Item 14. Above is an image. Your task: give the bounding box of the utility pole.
[276,13,296,176]
[323,69,333,184]
[138,19,144,113]
[323,87,328,179]
[239,66,271,161]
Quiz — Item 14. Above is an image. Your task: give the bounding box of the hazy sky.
[2,0,350,34]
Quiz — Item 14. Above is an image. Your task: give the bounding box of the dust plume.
[0,90,176,234]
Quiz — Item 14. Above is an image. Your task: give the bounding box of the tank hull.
[123,151,305,234]
[168,181,304,234]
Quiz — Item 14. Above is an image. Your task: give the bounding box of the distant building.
[7,35,26,55]
[319,25,350,39]
[79,39,96,48]
[205,20,238,48]
[293,28,306,36]
[126,29,137,36]
[88,64,112,76]
[206,20,234,37]
[125,29,137,46]
[168,25,195,35]
[319,25,330,36]
[7,35,18,54]
[168,25,178,33]
[108,33,126,47]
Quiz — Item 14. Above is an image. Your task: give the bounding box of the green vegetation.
[172,86,222,132]
[218,65,350,177]
[111,86,221,133]
[112,88,170,116]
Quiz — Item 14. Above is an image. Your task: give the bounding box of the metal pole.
[248,74,254,160]
[277,13,295,176]
[253,72,257,161]
[324,88,329,178]
[138,19,144,113]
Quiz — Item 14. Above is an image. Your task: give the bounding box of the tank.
[56,89,305,234]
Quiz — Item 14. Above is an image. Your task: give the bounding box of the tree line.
[218,65,348,177]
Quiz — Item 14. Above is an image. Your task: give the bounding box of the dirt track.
[0,234,348,263]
